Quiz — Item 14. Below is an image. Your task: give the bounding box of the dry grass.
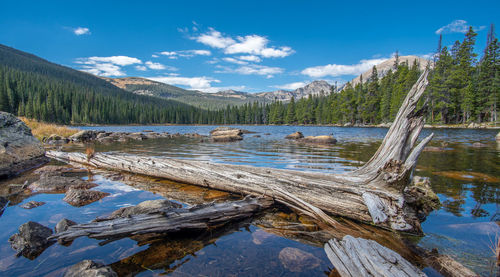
[19,117,80,141]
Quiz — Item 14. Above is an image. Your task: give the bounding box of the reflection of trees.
[416,142,500,218]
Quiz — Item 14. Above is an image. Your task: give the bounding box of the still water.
[0,125,499,276]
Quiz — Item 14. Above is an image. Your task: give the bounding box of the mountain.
[103,77,269,109]
[347,55,431,88]
[0,44,215,124]
[257,81,332,101]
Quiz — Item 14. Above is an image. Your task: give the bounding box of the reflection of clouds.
[92,175,140,193]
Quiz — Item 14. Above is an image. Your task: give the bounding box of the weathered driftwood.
[47,70,434,234]
[49,196,272,243]
[324,235,426,277]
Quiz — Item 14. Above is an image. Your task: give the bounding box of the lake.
[1,125,499,276]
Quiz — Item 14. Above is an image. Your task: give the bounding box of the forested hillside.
[218,25,499,125]
[0,44,220,124]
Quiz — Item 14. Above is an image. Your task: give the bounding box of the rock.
[253,135,261,138]
[64,260,117,277]
[20,201,46,209]
[285,131,304,139]
[471,142,488,148]
[44,134,69,144]
[0,196,8,216]
[104,199,182,220]
[424,146,447,152]
[301,135,337,144]
[28,175,95,193]
[377,122,392,128]
[264,133,271,135]
[496,132,500,141]
[210,127,244,142]
[211,134,243,142]
[69,130,100,142]
[127,132,146,141]
[9,221,54,259]
[0,112,47,178]
[343,122,353,127]
[467,122,479,128]
[278,247,321,272]
[63,187,109,207]
[97,137,115,144]
[96,132,110,139]
[55,218,77,233]
[34,165,87,175]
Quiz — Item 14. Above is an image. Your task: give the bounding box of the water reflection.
[1,125,499,275]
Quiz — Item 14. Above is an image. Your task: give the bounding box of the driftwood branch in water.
[324,235,426,277]
[47,70,435,234]
[49,196,272,243]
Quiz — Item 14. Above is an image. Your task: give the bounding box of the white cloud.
[239,55,262,62]
[78,56,142,66]
[145,61,166,70]
[301,58,387,78]
[273,81,308,90]
[435,20,486,34]
[151,54,159,58]
[192,28,294,59]
[81,63,124,77]
[216,64,284,78]
[195,28,235,48]
[148,76,221,91]
[76,55,142,77]
[222,57,248,65]
[135,65,147,71]
[74,27,90,35]
[159,49,211,59]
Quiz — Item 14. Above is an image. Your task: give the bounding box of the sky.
[0,0,498,93]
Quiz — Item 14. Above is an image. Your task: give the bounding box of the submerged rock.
[471,142,488,148]
[63,187,109,207]
[104,199,182,220]
[20,201,46,209]
[285,131,304,139]
[9,221,54,259]
[69,130,101,142]
[55,218,77,233]
[278,247,321,272]
[64,260,117,277]
[0,112,47,178]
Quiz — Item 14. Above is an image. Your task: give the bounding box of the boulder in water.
[63,187,109,207]
[64,260,117,277]
[285,131,304,139]
[8,221,54,259]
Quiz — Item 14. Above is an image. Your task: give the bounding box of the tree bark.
[47,70,435,234]
[50,196,272,243]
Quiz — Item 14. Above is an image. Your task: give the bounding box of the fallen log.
[47,70,435,234]
[49,196,272,243]
[324,235,426,277]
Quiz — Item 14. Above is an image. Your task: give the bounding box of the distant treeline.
[220,25,499,125]
[0,25,498,126]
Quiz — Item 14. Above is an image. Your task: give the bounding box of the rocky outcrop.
[64,260,117,277]
[210,127,244,142]
[66,130,204,144]
[9,221,54,259]
[28,175,96,193]
[0,112,47,178]
[103,199,182,220]
[43,134,70,144]
[63,187,109,207]
[285,131,304,139]
[20,201,46,209]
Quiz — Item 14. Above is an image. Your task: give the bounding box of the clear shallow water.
[1,125,499,276]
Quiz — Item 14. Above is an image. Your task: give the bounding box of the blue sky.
[1,0,498,92]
